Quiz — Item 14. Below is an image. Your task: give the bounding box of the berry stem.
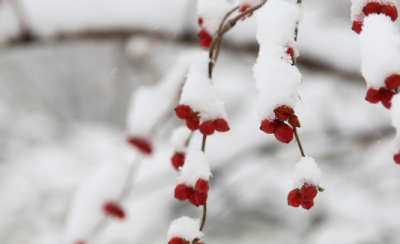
[293,127,306,157]
[185,131,195,147]
[200,202,207,231]
[201,135,207,152]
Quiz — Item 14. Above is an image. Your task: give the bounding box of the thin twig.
[200,202,207,231]
[201,135,207,152]
[293,127,305,157]
[185,131,194,147]
[8,0,34,41]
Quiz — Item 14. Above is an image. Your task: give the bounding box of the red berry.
[300,184,318,202]
[274,122,294,144]
[380,5,398,21]
[199,121,215,136]
[198,18,203,27]
[352,20,363,34]
[394,153,400,164]
[198,29,213,48]
[260,119,279,134]
[381,89,395,109]
[365,88,383,104]
[300,200,314,210]
[188,190,200,207]
[288,115,301,128]
[127,136,152,154]
[214,118,230,132]
[286,47,295,61]
[385,74,400,90]
[363,2,382,16]
[171,153,185,170]
[169,237,184,244]
[287,189,301,207]
[174,184,192,201]
[103,202,125,219]
[195,179,209,193]
[274,105,294,120]
[194,191,208,205]
[175,105,191,120]
[186,113,200,131]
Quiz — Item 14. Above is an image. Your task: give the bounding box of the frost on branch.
[292,156,322,189]
[197,0,232,35]
[126,55,191,153]
[390,94,400,164]
[167,216,203,242]
[359,15,400,90]
[253,0,302,123]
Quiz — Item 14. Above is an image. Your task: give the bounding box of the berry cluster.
[103,202,125,219]
[260,105,300,143]
[352,2,398,34]
[175,179,209,207]
[365,75,400,109]
[175,105,230,135]
[197,19,213,48]
[169,238,204,244]
[127,136,152,154]
[287,183,318,210]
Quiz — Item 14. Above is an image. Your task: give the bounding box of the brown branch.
[200,202,207,231]
[201,135,207,152]
[293,127,305,157]
[8,0,34,42]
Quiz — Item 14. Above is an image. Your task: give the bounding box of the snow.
[177,150,212,188]
[253,0,302,122]
[351,0,397,21]
[292,156,322,189]
[359,14,400,89]
[197,0,233,35]
[171,126,192,153]
[237,0,263,6]
[179,51,228,122]
[390,94,400,154]
[126,54,191,138]
[167,216,203,242]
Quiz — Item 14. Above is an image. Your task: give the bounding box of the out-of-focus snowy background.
[1,0,400,244]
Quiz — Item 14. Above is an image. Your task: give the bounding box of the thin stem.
[185,131,194,147]
[293,127,305,157]
[8,0,34,41]
[201,135,207,152]
[200,202,207,231]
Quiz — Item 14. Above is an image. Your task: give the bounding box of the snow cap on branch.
[177,150,211,188]
[167,216,203,241]
[171,126,192,153]
[253,0,302,122]
[197,0,233,35]
[126,54,191,139]
[293,156,322,189]
[179,51,228,122]
[390,94,400,154]
[359,14,400,89]
[351,0,397,21]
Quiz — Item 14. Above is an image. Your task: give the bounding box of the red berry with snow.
[352,21,363,34]
[381,89,395,109]
[194,191,208,205]
[260,119,279,134]
[169,237,187,244]
[274,105,294,120]
[200,121,215,136]
[274,122,294,144]
[286,47,295,61]
[174,184,191,201]
[287,189,301,208]
[103,202,125,219]
[300,200,314,210]
[394,153,400,164]
[195,179,209,194]
[188,190,200,207]
[363,2,382,16]
[198,29,213,48]
[186,114,200,131]
[380,5,398,21]
[127,137,152,154]
[300,184,318,203]
[365,88,382,104]
[385,74,400,90]
[214,118,230,132]
[171,153,185,170]
[175,105,191,120]
[288,115,301,128]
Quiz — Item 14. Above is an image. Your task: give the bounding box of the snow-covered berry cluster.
[253,0,302,144]
[351,0,398,34]
[288,157,322,210]
[174,150,211,207]
[168,217,204,244]
[176,52,230,136]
